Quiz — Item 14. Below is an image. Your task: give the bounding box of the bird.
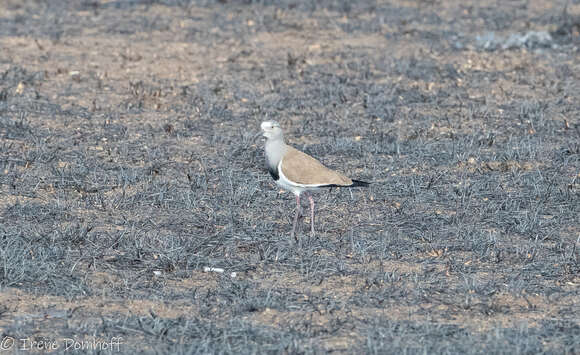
[260,121,369,242]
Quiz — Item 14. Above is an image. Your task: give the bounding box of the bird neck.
[265,137,287,168]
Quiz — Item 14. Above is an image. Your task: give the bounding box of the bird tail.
[350,179,370,187]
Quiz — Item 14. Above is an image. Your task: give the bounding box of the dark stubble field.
[1,0,579,353]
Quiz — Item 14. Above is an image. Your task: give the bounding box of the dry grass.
[1,0,579,353]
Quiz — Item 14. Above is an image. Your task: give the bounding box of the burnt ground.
[0,0,579,353]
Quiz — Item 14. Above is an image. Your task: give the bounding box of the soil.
[1,0,579,353]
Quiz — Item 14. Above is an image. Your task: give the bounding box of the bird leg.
[307,193,315,238]
[291,194,301,242]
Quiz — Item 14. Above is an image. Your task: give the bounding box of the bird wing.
[280,146,353,186]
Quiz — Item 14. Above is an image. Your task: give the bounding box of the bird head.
[260,121,283,140]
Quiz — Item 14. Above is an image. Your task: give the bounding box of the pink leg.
[291,194,301,242]
[308,193,315,237]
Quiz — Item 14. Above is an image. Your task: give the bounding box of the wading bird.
[261,121,369,241]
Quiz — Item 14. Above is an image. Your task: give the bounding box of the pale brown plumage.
[280,147,353,186]
[261,120,369,241]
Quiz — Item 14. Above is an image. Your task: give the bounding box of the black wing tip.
[350,179,370,187]
[318,179,370,189]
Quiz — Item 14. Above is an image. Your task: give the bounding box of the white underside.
[276,161,329,196]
